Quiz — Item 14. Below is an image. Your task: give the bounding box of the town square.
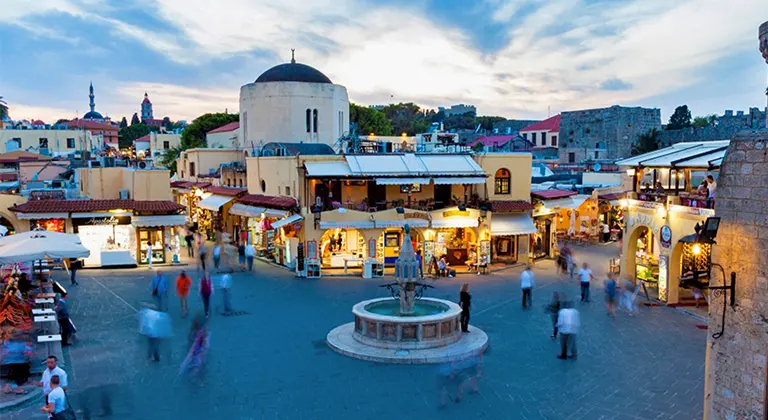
[0,3,767,419]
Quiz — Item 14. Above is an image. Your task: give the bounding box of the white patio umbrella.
[0,230,82,247]
[0,233,90,264]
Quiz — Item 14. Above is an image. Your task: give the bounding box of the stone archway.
[624,224,651,280]
[0,210,22,235]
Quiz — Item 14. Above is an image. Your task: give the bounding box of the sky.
[1,0,767,124]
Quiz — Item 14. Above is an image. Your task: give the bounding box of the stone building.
[438,104,476,117]
[558,105,661,164]
[657,108,767,147]
[703,130,768,419]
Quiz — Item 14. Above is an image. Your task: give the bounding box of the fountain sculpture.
[327,224,488,363]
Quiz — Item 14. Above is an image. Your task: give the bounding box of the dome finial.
[291,48,295,64]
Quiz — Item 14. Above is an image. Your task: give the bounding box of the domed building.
[83,82,105,122]
[239,52,349,149]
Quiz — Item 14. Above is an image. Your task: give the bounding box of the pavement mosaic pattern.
[6,244,707,420]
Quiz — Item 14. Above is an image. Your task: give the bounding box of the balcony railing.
[635,190,712,209]
[312,197,486,213]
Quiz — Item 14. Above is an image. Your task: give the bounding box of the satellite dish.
[593,164,601,172]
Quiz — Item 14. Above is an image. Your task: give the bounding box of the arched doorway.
[5,139,20,152]
[320,227,365,268]
[626,225,660,297]
[377,227,425,265]
[0,215,17,236]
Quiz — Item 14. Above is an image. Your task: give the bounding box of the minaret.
[89,82,96,113]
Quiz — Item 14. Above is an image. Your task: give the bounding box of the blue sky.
[1,0,767,123]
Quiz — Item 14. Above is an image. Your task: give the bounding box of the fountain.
[327,225,488,363]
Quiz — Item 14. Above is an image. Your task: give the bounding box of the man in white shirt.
[40,356,67,405]
[556,303,580,360]
[245,243,256,271]
[41,374,67,417]
[706,175,717,208]
[578,263,595,302]
[520,266,534,309]
[218,270,233,313]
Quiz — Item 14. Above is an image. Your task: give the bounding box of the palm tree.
[0,96,7,128]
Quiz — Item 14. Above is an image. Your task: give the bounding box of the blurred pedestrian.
[176,270,192,317]
[139,305,172,362]
[1,335,33,392]
[546,292,561,339]
[198,240,209,271]
[218,270,233,313]
[200,274,213,317]
[604,273,617,317]
[620,280,638,315]
[150,270,168,311]
[147,241,154,269]
[212,240,222,269]
[459,283,471,333]
[67,258,80,286]
[556,301,579,360]
[577,262,595,302]
[454,349,483,403]
[521,265,534,308]
[245,242,256,271]
[237,241,246,270]
[185,230,194,258]
[180,314,210,378]
[416,250,424,279]
[56,292,74,346]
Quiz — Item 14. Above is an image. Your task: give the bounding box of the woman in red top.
[176,271,192,317]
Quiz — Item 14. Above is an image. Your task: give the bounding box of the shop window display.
[320,228,363,268]
[138,229,165,264]
[31,219,65,233]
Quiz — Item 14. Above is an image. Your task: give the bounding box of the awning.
[271,214,303,230]
[197,194,234,212]
[229,203,265,218]
[131,215,187,227]
[541,194,591,211]
[0,181,19,190]
[15,212,68,220]
[432,177,486,185]
[71,212,132,218]
[432,217,478,228]
[374,219,430,228]
[491,213,536,236]
[319,220,375,229]
[375,178,431,185]
[263,208,287,218]
[304,161,352,177]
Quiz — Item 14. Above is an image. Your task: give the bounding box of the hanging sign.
[659,225,672,248]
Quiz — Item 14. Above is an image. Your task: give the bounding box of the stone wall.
[558,105,661,163]
[704,130,768,419]
[658,108,767,147]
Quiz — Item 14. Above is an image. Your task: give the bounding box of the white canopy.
[197,194,235,212]
[491,213,536,236]
[131,215,187,227]
[432,177,486,185]
[431,218,478,228]
[0,231,90,264]
[229,203,265,218]
[271,214,303,229]
[375,178,431,185]
[0,230,82,246]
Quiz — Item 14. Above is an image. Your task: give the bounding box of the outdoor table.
[35,298,54,304]
[32,308,55,315]
[34,315,56,323]
[37,334,61,343]
[37,293,56,299]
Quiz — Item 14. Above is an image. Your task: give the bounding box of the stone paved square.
[6,245,706,420]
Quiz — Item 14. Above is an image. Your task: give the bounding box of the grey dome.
[83,111,103,120]
[255,62,332,84]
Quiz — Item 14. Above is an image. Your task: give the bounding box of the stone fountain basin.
[352,297,462,350]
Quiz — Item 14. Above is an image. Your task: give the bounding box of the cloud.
[599,78,633,91]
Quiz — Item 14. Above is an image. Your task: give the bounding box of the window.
[66,138,75,148]
[531,133,537,143]
[313,109,318,133]
[260,179,266,192]
[522,133,527,140]
[242,112,248,141]
[189,162,196,177]
[551,135,557,146]
[494,168,511,195]
[541,132,547,146]
[306,109,311,133]
[594,151,599,159]
[39,138,49,148]
[568,153,575,163]
[285,186,291,196]
[338,111,343,134]
[163,141,170,150]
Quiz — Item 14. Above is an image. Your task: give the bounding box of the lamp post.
[760,21,768,127]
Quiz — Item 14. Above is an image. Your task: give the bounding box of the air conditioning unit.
[88,160,102,168]
[119,189,130,199]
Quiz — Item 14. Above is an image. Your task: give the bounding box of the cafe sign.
[443,210,469,218]
[404,212,431,221]
[659,225,672,248]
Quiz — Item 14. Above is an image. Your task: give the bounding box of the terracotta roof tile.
[237,194,297,210]
[205,186,247,197]
[10,199,184,214]
[598,192,626,201]
[521,114,561,132]
[531,189,576,199]
[207,122,240,134]
[491,201,533,212]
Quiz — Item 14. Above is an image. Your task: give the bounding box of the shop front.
[621,199,713,304]
[423,207,486,270]
[489,212,536,264]
[72,212,137,267]
[271,213,304,269]
[195,193,236,240]
[131,215,188,265]
[306,209,380,270]
[597,192,625,241]
[15,212,68,232]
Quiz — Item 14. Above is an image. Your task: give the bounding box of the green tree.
[0,96,8,124]
[119,117,128,128]
[380,102,427,135]
[667,105,692,130]
[476,115,506,131]
[632,128,660,156]
[349,103,393,136]
[130,113,140,126]
[471,141,485,153]
[160,112,239,174]
[443,112,477,131]
[118,124,158,149]
[692,114,717,128]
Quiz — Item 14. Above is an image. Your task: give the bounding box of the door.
[314,182,329,210]
[330,181,342,204]
[434,184,452,209]
[367,182,386,210]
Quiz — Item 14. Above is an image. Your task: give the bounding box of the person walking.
[41,374,70,418]
[150,270,169,312]
[245,242,256,272]
[416,250,424,279]
[706,174,717,209]
[67,258,79,286]
[185,230,195,258]
[200,275,213,318]
[604,273,617,317]
[459,283,471,333]
[176,270,192,318]
[198,240,209,271]
[55,292,74,346]
[520,265,534,309]
[218,270,233,313]
[577,263,595,302]
[547,292,562,339]
[556,301,580,360]
[237,241,246,270]
[40,356,67,407]
[212,241,222,269]
[146,241,154,269]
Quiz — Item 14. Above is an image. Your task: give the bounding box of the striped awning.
[271,214,303,230]
[319,220,375,229]
[375,178,431,185]
[229,203,265,218]
[491,213,536,236]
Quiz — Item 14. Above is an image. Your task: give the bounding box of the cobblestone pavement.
[8,244,707,420]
